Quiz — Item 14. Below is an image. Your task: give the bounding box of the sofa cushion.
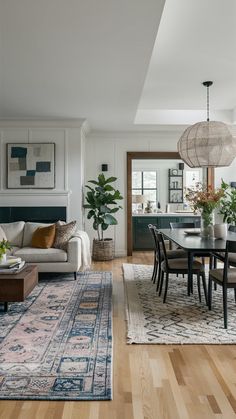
[0,226,7,241]
[0,221,25,247]
[31,224,56,249]
[7,246,20,256]
[53,220,77,250]
[23,222,52,247]
[14,247,67,263]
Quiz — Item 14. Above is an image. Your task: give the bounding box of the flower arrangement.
[185,183,224,213]
[185,183,224,236]
[0,239,12,262]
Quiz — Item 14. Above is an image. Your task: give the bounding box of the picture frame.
[7,143,55,189]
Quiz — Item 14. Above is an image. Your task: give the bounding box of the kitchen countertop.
[132,212,200,217]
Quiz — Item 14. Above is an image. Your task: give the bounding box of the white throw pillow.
[0,221,25,247]
[0,226,7,242]
[23,222,53,247]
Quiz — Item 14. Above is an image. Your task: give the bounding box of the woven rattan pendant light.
[177,81,236,167]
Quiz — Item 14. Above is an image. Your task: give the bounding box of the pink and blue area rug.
[0,271,112,400]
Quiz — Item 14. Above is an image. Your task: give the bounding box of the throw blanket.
[73,230,91,271]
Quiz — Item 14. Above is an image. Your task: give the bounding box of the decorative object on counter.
[219,180,236,226]
[0,239,12,264]
[186,183,224,237]
[214,223,228,240]
[84,173,123,260]
[145,200,154,213]
[178,81,236,168]
[132,194,146,213]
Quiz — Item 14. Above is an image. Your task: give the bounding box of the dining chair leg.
[197,273,201,303]
[151,252,157,282]
[213,256,218,290]
[234,289,236,303]
[209,255,213,270]
[208,277,212,310]
[223,286,228,329]
[163,272,169,303]
[152,259,158,284]
[201,272,208,305]
[156,263,161,292]
[159,271,164,296]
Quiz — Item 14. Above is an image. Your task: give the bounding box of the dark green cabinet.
[132,215,200,250]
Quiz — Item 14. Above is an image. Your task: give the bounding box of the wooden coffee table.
[0,265,38,312]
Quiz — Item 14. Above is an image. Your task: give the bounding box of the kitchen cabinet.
[132,215,200,250]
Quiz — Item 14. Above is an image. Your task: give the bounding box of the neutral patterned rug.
[123,263,236,344]
[0,271,112,400]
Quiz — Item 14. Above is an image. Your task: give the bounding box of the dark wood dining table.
[158,228,236,295]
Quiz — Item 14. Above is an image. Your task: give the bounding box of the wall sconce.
[101,164,108,172]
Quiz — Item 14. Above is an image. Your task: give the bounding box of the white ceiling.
[0,0,235,131]
[136,0,236,126]
[0,0,165,131]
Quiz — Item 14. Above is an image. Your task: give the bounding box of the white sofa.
[0,221,82,279]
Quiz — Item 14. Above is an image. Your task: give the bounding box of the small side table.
[0,265,38,312]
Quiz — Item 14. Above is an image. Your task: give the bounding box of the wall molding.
[0,119,86,129]
[0,190,71,197]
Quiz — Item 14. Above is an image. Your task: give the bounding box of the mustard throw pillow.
[31,224,56,249]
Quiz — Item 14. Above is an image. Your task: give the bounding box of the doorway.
[126,151,214,256]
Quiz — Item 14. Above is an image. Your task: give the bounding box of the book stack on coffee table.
[0,256,25,274]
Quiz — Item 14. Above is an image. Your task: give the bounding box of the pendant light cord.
[203,81,213,122]
[207,85,210,122]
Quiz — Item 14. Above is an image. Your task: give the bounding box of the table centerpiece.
[185,183,224,237]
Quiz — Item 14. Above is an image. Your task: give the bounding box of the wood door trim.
[126,152,215,256]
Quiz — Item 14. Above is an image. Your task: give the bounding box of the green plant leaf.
[109,207,119,213]
[88,180,99,185]
[87,210,95,219]
[104,214,118,225]
[104,176,117,184]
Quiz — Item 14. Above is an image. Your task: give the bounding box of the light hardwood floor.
[1,252,236,419]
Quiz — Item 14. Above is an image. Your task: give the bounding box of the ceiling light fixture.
[177,81,236,167]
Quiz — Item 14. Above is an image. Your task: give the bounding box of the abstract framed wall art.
[7,143,55,189]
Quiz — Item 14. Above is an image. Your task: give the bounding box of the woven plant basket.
[92,238,114,261]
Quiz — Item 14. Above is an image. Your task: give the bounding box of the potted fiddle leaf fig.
[84,173,123,260]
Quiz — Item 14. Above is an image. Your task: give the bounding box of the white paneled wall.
[84,130,182,256]
[85,130,236,256]
[0,120,86,228]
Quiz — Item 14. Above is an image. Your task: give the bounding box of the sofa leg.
[74,272,77,280]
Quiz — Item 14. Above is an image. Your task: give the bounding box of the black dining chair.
[208,240,236,328]
[170,221,214,269]
[154,231,207,304]
[148,224,186,287]
[213,225,236,268]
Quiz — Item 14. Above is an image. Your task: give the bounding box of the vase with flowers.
[0,239,12,264]
[185,183,224,237]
